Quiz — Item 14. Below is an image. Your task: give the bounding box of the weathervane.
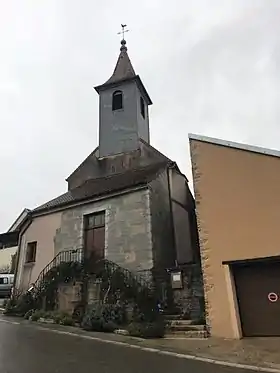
[118,24,129,40]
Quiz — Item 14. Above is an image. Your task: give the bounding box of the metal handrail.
[33,248,84,291]
[32,248,154,299]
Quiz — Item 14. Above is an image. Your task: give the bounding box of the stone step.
[168,323,206,332]
[164,314,198,321]
[165,330,208,338]
[165,316,204,324]
[164,314,185,320]
[167,319,194,326]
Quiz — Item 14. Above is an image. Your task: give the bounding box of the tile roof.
[33,162,169,214]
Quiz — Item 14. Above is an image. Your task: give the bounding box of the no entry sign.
[268,292,278,303]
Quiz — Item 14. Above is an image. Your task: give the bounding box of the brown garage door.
[233,261,280,337]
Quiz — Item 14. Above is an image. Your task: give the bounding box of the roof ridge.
[66,147,98,182]
[75,161,169,190]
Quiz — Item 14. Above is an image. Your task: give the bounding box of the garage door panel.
[233,262,280,337]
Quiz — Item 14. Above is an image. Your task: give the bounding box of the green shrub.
[128,320,165,339]
[29,309,75,325]
[60,316,75,326]
[24,309,35,320]
[16,292,38,316]
[81,303,125,332]
[3,292,38,317]
[52,312,62,324]
[87,317,103,331]
[3,299,17,316]
[72,303,85,325]
[127,322,142,337]
[31,310,45,322]
[86,318,117,333]
[52,311,71,324]
[101,303,126,325]
[102,320,118,333]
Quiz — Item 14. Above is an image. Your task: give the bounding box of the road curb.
[1,317,279,372]
[34,324,280,373]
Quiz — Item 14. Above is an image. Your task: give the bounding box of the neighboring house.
[14,40,203,320]
[189,133,280,339]
[0,209,31,274]
[0,246,17,274]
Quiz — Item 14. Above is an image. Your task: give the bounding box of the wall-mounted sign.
[173,274,181,282]
[268,292,278,303]
[171,271,183,289]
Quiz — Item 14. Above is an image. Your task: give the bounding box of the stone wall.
[57,279,101,313]
[170,169,200,265]
[88,279,101,304]
[171,201,193,263]
[173,264,205,321]
[57,281,82,314]
[189,139,212,331]
[54,188,153,273]
[148,170,175,270]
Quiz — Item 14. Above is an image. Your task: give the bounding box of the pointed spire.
[94,34,152,105]
[102,39,136,85]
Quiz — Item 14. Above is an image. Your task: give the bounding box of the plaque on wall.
[171,271,183,289]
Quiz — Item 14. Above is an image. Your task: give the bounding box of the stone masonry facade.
[173,264,205,321]
[53,188,153,274]
[189,140,213,334]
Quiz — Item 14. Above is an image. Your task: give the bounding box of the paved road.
[0,318,251,373]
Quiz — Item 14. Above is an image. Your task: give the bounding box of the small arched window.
[140,97,145,119]
[112,90,123,111]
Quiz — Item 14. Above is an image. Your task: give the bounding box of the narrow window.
[112,90,123,111]
[140,97,145,119]
[25,241,37,263]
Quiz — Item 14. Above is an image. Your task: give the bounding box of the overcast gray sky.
[0,0,279,231]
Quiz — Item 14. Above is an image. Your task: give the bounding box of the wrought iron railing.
[95,258,154,291]
[32,248,155,299]
[33,248,84,292]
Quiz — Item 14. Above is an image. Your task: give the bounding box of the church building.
[13,37,203,320]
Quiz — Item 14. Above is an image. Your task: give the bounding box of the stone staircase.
[165,315,208,338]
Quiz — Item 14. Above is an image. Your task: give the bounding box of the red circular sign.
[268,292,278,303]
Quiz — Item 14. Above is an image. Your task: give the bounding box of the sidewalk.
[4,316,280,372]
[149,336,280,371]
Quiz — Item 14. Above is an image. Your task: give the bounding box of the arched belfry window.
[112,90,123,111]
[140,96,145,119]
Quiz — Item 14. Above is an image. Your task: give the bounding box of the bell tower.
[95,30,152,158]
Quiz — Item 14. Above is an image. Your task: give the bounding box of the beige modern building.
[189,134,280,339]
